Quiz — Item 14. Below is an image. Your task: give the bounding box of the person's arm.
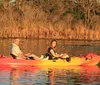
[17,53,26,59]
[50,49,62,57]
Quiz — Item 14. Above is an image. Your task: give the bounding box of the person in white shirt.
[10,38,39,60]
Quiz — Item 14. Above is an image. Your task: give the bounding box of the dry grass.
[0,0,100,40]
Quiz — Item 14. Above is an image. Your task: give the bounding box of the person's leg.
[62,54,69,58]
[29,54,40,60]
[60,54,71,62]
[10,53,17,59]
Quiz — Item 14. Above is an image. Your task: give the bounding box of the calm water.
[0,39,100,85]
[0,65,100,85]
[1,39,100,56]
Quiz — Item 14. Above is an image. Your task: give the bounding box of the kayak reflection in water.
[10,68,20,85]
[48,68,55,85]
[10,38,40,60]
[41,40,70,62]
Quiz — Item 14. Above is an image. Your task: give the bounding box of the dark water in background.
[0,39,100,85]
[0,39,100,56]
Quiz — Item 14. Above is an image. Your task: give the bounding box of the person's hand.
[60,54,64,57]
[24,53,31,56]
[27,53,31,55]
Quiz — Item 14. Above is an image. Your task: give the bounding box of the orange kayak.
[0,53,100,67]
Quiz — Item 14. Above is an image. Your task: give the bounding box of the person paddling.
[44,40,70,61]
[10,38,40,60]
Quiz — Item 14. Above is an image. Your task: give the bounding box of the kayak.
[0,57,41,67]
[40,56,100,66]
[0,53,100,67]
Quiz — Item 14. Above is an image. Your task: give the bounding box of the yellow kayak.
[40,57,100,67]
[0,53,100,67]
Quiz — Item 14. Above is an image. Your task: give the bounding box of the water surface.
[0,39,100,56]
[0,65,100,85]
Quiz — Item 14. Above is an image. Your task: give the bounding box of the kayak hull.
[0,56,100,67]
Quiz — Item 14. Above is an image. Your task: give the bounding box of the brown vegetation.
[0,0,100,40]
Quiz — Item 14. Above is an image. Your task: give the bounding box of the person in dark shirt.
[47,40,69,60]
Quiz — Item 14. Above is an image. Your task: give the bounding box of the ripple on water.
[0,66,100,85]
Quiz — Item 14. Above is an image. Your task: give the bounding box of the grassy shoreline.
[0,27,100,40]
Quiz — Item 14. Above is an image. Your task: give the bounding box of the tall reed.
[0,0,100,40]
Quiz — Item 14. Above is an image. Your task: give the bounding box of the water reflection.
[40,66,100,85]
[1,39,100,57]
[10,68,20,85]
[10,66,41,85]
[0,65,100,85]
[48,69,55,85]
[65,66,100,84]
